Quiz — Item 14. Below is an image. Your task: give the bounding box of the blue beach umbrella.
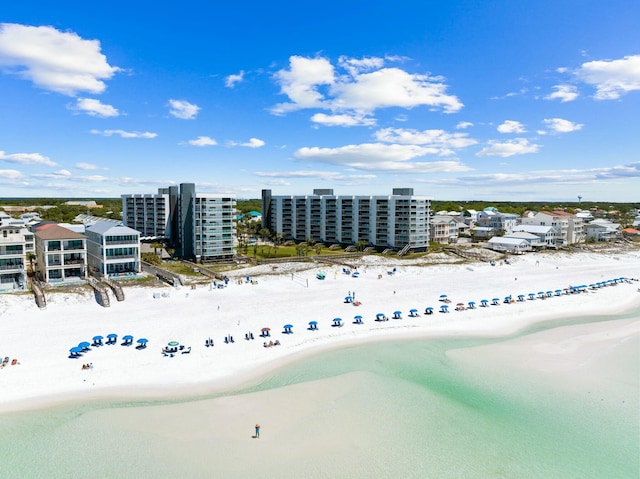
[409,308,418,317]
[137,338,148,344]
[440,304,449,313]
[393,311,402,319]
[480,299,489,307]
[376,313,386,321]
[308,320,318,330]
[283,324,294,333]
[468,301,476,309]
[528,293,536,300]
[425,307,434,314]
[332,318,343,327]
[439,294,448,301]
[555,289,562,296]
[491,298,500,305]
[92,335,103,341]
[517,294,525,301]
[353,315,363,324]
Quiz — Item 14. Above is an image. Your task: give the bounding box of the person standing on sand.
[255,424,260,438]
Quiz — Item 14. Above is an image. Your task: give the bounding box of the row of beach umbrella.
[69,334,148,358]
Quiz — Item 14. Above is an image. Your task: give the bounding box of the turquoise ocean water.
[0,313,638,479]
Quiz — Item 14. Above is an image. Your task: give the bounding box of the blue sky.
[1,1,638,201]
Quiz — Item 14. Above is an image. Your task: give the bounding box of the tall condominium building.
[262,188,431,252]
[122,183,236,262]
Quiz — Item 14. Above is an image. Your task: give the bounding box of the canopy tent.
[468,301,476,309]
[261,327,271,337]
[424,307,434,315]
[480,299,489,307]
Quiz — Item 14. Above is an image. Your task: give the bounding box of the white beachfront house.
[584,219,622,242]
[511,224,558,247]
[262,188,431,252]
[85,221,141,277]
[0,225,28,292]
[33,224,87,285]
[486,236,532,254]
[521,211,585,246]
[502,231,545,249]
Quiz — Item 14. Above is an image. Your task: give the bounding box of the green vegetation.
[0,198,123,223]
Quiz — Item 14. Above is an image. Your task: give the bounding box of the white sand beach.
[1,249,639,414]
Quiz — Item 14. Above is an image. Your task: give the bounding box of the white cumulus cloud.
[545,84,579,102]
[0,23,119,96]
[0,150,57,166]
[543,118,583,133]
[168,99,200,119]
[225,71,245,88]
[311,113,376,127]
[271,55,462,119]
[497,120,526,134]
[188,136,217,147]
[0,169,24,180]
[72,98,119,117]
[456,121,473,129]
[575,54,640,100]
[476,138,540,157]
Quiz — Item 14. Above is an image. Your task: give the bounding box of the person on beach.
[255,424,260,438]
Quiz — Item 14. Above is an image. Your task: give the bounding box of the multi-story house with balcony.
[0,225,27,292]
[521,211,585,245]
[429,215,462,244]
[262,188,431,252]
[34,224,87,284]
[476,207,518,235]
[123,183,236,262]
[85,221,141,277]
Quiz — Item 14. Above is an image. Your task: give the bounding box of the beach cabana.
[393,311,402,319]
[503,296,512,304]
[106,333,118,345]
[440,304,449,313]
[353,315,363,324]
[537,291,545,299]
[528,293,536,300]
[480,299,489,307]
[517,294,525,302]
[409,308,419,317]
[92,335,103,347]
[308,320,318,330]
[136,338,148,350]
[468,301,476,309]
[283,324,294,334]
[455,303,465,311]
[332,318,343,327]
[261,327,271,337]
[491,298,500,306]
[424,307,434,315]
[122,335,134,346]
[546,291,553,297]
[376,313,387,321]
[352,271,360,278]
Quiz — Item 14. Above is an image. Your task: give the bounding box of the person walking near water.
[255,424,260,438]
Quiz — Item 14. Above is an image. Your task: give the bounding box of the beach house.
[262,188,431,252]
[85,222,141,277]
[429,215,462,244]
[511,224,558,247]
[476,207,519,235]
[0,225,28,292]
[33,224,87,285]
[521,211,585,246]
[584,219,621,242]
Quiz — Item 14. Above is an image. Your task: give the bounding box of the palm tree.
[26,252,36,277]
